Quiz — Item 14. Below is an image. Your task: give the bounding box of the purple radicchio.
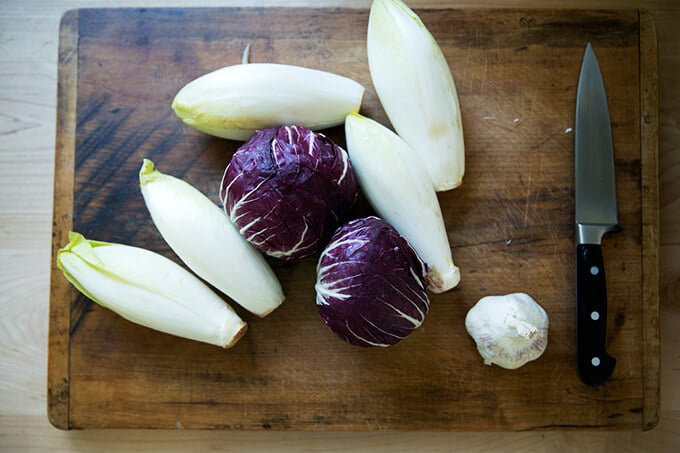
[315,216,430,347]
[220,125,358,260]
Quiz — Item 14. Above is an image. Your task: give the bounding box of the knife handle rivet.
[590,266,600,276]
[590,311,600,321]
[591,357,601,367]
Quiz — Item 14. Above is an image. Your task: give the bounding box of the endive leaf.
[57,232,111,303]
[140,159,284,317]
[172,63,365,141]
[368,0,465,191]
[344,113,460,293]
[57,232,247,348]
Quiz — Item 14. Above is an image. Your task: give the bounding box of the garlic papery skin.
[367,0,464,191]
[344,112,460,293]
[172,63,365,141]
[139,159,284,317]
[465,293,549,369]
[57,232,247,348]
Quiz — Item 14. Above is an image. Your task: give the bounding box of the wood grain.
[47,7,658,431]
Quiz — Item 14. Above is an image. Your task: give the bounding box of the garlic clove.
[465,293,549,369]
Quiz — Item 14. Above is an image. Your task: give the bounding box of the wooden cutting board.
[49,7,659,431]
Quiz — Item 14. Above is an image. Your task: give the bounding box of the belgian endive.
[57,232,247,348]
[172,63,365,141]
[367,0,465,191]
[345,113,460,293]
[139,159,284,317]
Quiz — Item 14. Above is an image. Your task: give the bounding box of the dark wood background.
[49,7,658,431]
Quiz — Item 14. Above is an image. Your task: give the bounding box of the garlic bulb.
[57,232,247,348]
[465,293,549,369]
[172,63,365,141]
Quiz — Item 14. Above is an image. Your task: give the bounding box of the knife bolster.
[576,222,620,245]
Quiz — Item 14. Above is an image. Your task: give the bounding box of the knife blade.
[574,42,618,386]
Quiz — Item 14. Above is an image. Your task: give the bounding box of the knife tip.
[581,42,598,68]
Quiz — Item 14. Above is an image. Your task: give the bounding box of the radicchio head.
[220,125,358,260]
[315,216,430,347]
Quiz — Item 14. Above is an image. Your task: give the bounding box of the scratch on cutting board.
[242,396,248,417]
[461,44,471,90]
[523,172,533,227]
[365,419,387,431]
[480,55,488,95]
[522,152,546,227]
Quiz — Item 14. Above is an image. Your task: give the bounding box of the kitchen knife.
[574,43,618,386]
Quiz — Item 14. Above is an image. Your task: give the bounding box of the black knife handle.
[576,243,616,386]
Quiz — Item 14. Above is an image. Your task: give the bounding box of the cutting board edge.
[639,8,661,432]
[48,8,79,431]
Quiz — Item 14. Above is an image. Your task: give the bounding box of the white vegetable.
[465,293,549,369]
[367,0,465,191]
[139,159,284,317]
[172,63,365,141]
[57,232,247,348]
[344,112,460,293]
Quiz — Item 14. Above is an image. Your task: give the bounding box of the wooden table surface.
[1,0,678,450]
